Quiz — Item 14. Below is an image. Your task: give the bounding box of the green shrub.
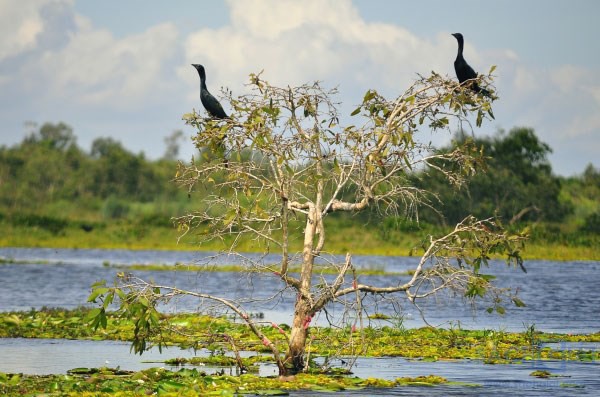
[581,212,600,234]
[10,213,68,235]
[102,196,130,220]
[137,213,173,228]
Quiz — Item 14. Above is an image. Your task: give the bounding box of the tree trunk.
[284,205,318,373]
[286,297,312,373]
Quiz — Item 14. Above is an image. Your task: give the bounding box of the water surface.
[0,248,598,396]
[1,247,598,333]
[0,338,596,396]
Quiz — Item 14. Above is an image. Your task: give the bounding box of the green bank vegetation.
[0,122,598,260]
[0,256,406,276]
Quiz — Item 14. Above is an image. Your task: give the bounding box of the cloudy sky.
[1,0,598,176]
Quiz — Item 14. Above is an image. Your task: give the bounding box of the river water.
[1,247,598,333]
[0,247,598,395]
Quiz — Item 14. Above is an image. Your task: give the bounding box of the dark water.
[0,247,598,396]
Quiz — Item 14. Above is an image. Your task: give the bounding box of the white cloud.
[550,65,588,94]
[0,0,49,60]
[0,0,597,174]
[0,0,188,161]
[180,0,600,175]
[554,69,600,140]
[183,0,457,101]
[0,0,180,111]
[39,19,179,108]
[508,64,599,139]
[487,57,600,174]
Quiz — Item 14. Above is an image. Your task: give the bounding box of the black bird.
[192,64,229,167]
[192,64,228,119]
[451,33,490,97]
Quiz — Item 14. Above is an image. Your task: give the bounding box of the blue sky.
[1,0,598,176]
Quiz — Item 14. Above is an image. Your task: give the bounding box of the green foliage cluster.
[0,123,185,217]
[382,127,599,252]
[412,127,574,225]
[1,122,598,253]
[563,164,600,233]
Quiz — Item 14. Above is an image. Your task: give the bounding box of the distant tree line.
[0,122,181,214]
[413,127,573,226]
[0,122,598,234]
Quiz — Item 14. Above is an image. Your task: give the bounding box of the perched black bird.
[451,33,490,97]
[192,64,229,167]
[192,64,228,119]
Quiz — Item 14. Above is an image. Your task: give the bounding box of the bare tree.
[88,69,526,375]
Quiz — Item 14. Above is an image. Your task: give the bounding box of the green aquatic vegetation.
[105,261,405,276]
[0,367,449,396]
[367,313,392,320]
[529,370,569,379]
[396,375,447,386]
[0,307,100,340]
[559,382,585,388]
[1,309,599,394]
[309,325,600,364]
[162,354,270,372]
[1,308,599,364]
[0,257,52,265]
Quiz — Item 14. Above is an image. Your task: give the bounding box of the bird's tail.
[479,87,492,98]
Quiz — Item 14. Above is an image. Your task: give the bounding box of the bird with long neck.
[192,64,228,119]
[192,64,229,166]
[451,33,490,97]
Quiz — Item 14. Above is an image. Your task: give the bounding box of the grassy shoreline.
[1,223,599,261]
